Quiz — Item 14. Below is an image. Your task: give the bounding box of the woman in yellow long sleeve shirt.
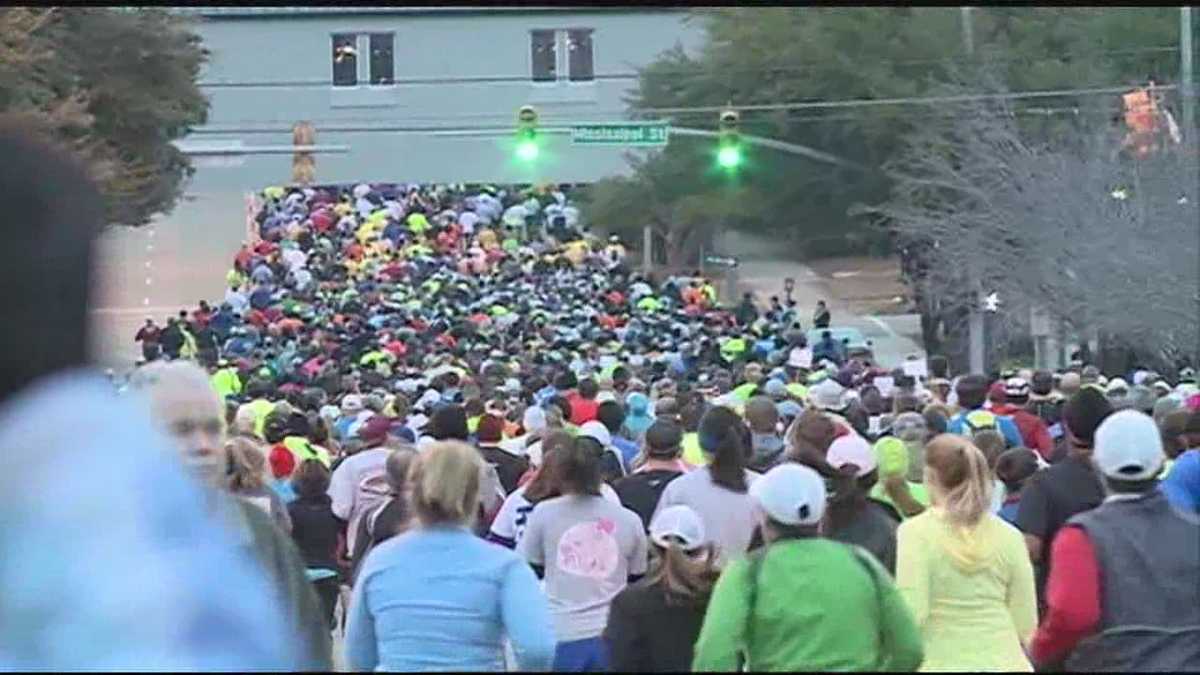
[895,434,1037,672]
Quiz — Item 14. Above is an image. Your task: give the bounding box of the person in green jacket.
[693,463,924,672]
[211,360,243,401]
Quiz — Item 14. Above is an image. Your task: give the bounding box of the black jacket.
[613,469,683,530]
[604,581,710,673]
[287,495,340,571]
[479,445,529,495]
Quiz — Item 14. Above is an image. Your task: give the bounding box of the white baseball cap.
[749,463,827,526]
[826,435,878,477]
[579,421,612,448]
[1093,410,1165,481]
[649,505,707,552]
[341,394,364,414]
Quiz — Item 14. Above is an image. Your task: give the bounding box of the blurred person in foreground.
[692,463,923,671]
[345,441,555,671]
[129,361,332,669]
[895,435,1037,671]
[0,122,298,669]
[1031,411,1200,671]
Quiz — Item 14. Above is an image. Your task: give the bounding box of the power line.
[630,83,1179,115]
[189,82,1161,132]
[188,81,1177,133]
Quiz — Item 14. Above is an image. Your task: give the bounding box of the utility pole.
[642,225,653,275]
[1183,7,1195,141]
[961,6,987,375]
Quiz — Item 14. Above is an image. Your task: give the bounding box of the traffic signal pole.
[1183,7,1195,141]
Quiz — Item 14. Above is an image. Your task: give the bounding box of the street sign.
[571,123,669,146]
[704,255,739,268]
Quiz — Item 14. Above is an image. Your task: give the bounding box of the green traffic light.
[517,139,540,161]
[718,145,742,169]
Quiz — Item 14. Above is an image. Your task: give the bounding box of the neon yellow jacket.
[211,368,242,400]
[895,509,1037,671]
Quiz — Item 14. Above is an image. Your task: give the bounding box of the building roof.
[171,7,627,18]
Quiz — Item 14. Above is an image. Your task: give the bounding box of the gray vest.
[1064,491,1200,672]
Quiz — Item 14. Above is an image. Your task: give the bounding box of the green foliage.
[614,7,1183,260]
[0,8,209,227]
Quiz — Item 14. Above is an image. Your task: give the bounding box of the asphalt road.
[735,258,926,369]
[91,189,250,370]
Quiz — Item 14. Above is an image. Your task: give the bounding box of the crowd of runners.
[3,94,1198,675]
[105,180,1200,672]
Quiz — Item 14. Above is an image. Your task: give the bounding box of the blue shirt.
[345,526,555,672]
[613,436,640,473]
[270,478,297,505]
[1161,449,1200,514]
[0,372,301,670]
[947,409,1024,448]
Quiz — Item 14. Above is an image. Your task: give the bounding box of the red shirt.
[569,395,600,426]
[276,318,304,335]
[234,247,254,272]
[311,210,334,233]
[1031,525,1101,666]
[383,340,407,358]
[993,404,1055,459]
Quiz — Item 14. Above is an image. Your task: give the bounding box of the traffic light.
[717,109,743,170]
[516,105,540,162]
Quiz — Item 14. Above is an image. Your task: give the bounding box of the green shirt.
[731,382,759,403]
[693,539,923,672]
[870,481,930,519]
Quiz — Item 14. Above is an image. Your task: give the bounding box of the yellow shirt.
[681,432,707,467]
[895,509,1037,672]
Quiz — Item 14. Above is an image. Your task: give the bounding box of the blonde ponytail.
[925,434,993,528]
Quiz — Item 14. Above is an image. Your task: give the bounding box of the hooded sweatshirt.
[895,508,1037,672]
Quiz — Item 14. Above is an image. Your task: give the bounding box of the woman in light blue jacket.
[345,441,556,672]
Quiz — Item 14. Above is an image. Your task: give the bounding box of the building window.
[331,33,357,87]
[531,29,557,82]
[567,29,594,82]
[369,33,394,85]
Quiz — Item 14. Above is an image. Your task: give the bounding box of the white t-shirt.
[518,494,647,642]
[654,466,761,566]
[490,483,621,549]
[458,210,480,236]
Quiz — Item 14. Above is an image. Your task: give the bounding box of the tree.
[614,8,1182,261]
[866,66,1199,371]
[0,8,209,227]
[582,143,762,270]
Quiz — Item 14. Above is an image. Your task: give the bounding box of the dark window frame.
[530,29,558,83]
[566,28,594,83]
[368,32,394,86]
[331,33,358,87]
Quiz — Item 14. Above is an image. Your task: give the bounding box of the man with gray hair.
[130,361,332,670]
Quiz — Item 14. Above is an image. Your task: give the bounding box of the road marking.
[145,277,153,285]
[832,270,861,278]
[865,315,898,338]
